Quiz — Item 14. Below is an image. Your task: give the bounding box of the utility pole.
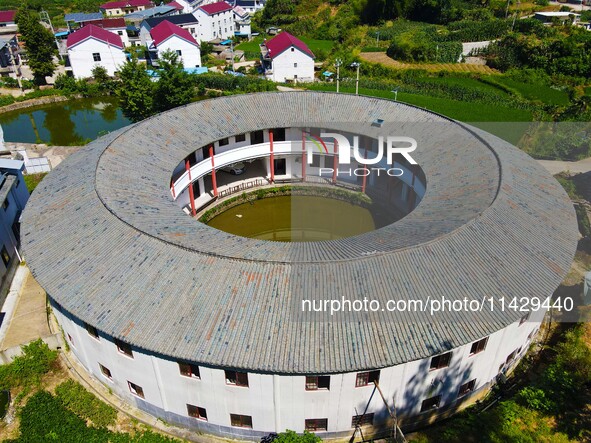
[376,31,380,47]
[350,61,360,95]
[230,40,235,73]
[39,9,63,60]
[335,58,342,93]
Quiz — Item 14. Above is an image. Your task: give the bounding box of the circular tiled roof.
[22,92,578,373]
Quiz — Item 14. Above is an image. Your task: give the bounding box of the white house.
[66,25,126,78]
[194,1,234,41]
[233,0,265,14]
[139,13,199,46]
[260,31,315,83]
[0,10,17,34]
[149,20,201,68]
[100,0,154,16]
[83,18,131,48]
[233,5,251,38]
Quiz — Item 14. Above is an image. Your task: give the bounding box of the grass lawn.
[418,75,512,97]
[236,36,334,59]
[306,84,533,144]
[23,172,48,193]
[490,77,570,106]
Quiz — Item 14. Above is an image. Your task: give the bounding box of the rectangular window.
[351,413,374,427]
[506,349,518,365]
[92,52,101,62]
[99,364,112,380]
[218,137,229,146]
[128,381,144,398]
[305,418,328,432]
[176,49,182,56]
[458,379,476,397]
[355,370,380,387]
[225,370,248,387]
[178,362,200,379]
[420,394,441,412]
[117,30,123,35]
[310,154,321,168]
[2,199,8,210]
[187,404,207,420]
[1,246,9,267]
[294,63,297,68]
[116,339,133,358]
[305,375,330,391]
[430,352,452,370]
[235,133,246,143]
[469,337,488,355]
[230,413,252,428]
[86,323,99,340]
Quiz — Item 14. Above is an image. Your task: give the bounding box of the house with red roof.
[194,1,234,41]
[82,18,130,47]
[260,32,315,83]
[0,10,17,33]
[100,0,154,16]
[148,20,201,68]
[66,25,126,78]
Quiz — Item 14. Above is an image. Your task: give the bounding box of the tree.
[153,50,194,113]
[15,9,57,85]
[116,56,155,122]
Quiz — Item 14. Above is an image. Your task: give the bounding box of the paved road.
[538,157,591,176]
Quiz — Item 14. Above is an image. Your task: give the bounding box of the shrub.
[0,339,58,390]
[55,380,117,428]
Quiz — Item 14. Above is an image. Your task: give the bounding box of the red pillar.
[361,149,368,194]
[185,159,196,216]
[269,130,275,183]
[209,146,218,197]
[332,139,338,184]
[301,132,306,181]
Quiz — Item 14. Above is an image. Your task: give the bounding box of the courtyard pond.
[0,97,130,145]
[206,194,395,242]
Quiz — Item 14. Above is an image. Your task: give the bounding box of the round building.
[22,92,578,441]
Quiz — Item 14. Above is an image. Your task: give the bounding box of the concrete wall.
[68,39,126,79]
[51,296,543,440]
[195,9,233,41]
[157,36,201,68]
[270,48,314,83]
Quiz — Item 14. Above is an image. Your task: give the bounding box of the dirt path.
[359,52,499,74]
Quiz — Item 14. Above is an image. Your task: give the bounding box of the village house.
[148,20,201,68]
[0,10,17,34]
[66,24,126,78]
[82,18,131,47]
[139,13,199,45]
[100,0,154,16]
[233,0,265,15]
[233,5,251,38]
[260,31,315,83]
[194,1,234,41]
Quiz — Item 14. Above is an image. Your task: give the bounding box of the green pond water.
[206,195,388,242]
[0,97,130,145]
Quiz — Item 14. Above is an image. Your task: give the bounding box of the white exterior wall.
[195,9,233,41]
[270,48,314,83]
[109,27,131,48]
[156,36,201,67]
[52,297,543,440]
[104,5,148,16]
[68,39,126,79]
